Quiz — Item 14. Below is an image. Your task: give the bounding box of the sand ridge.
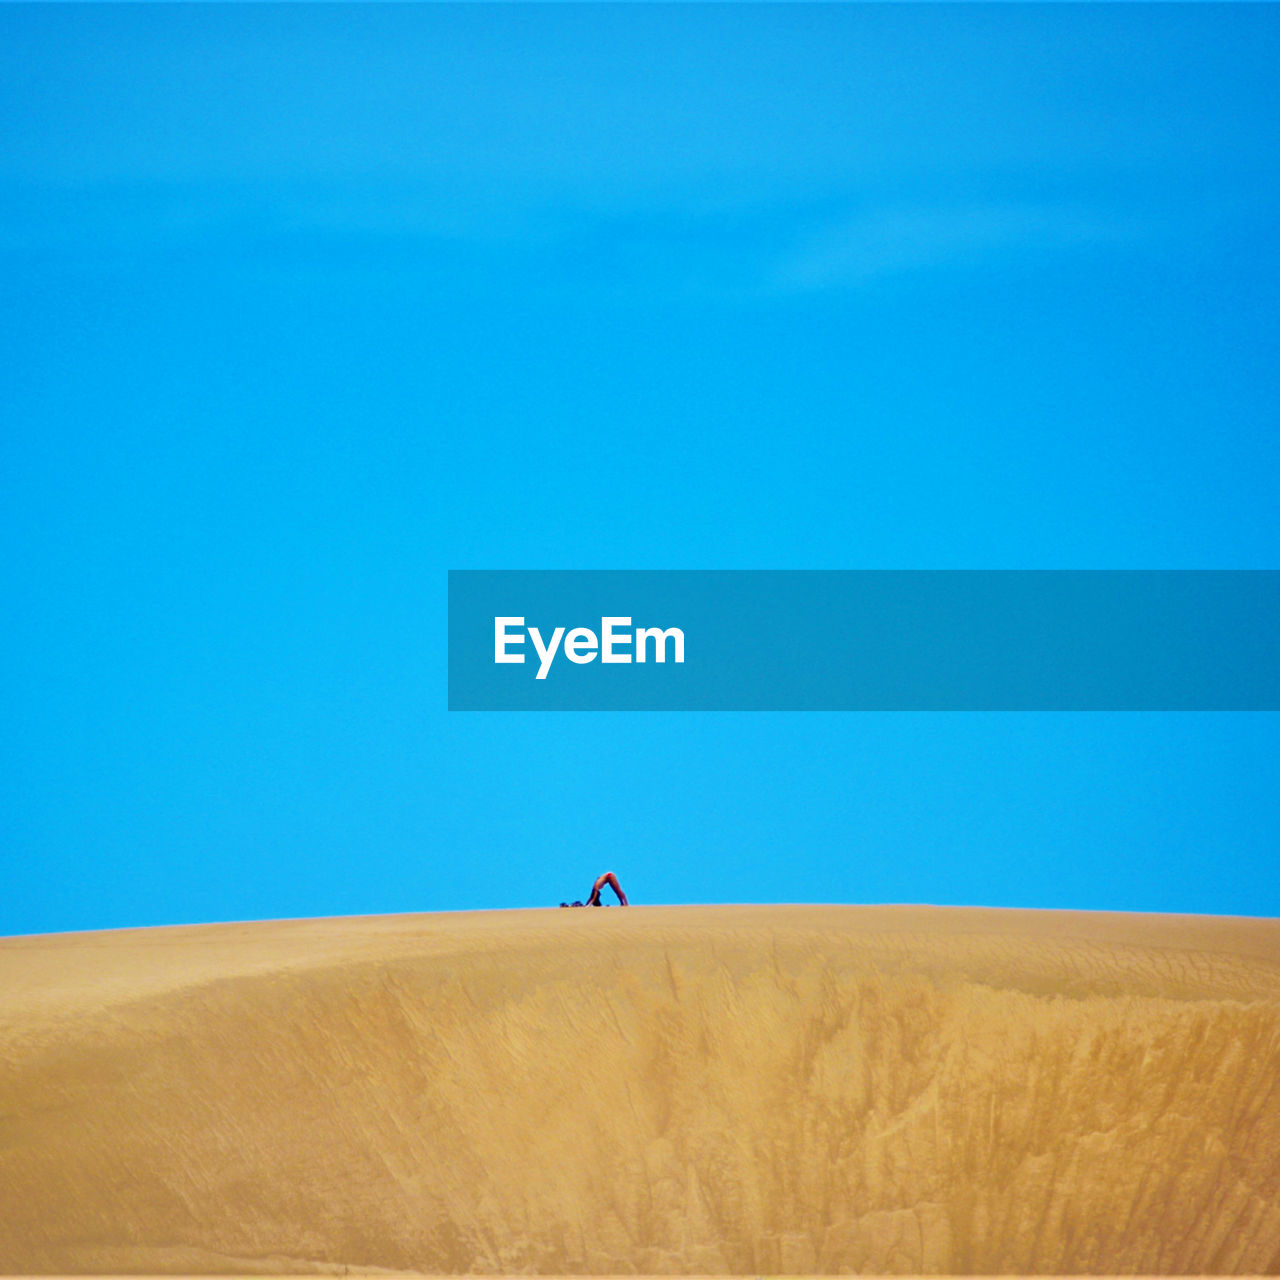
[2,905,1279,1274]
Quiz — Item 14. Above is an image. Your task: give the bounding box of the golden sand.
[2,904,1278,1274]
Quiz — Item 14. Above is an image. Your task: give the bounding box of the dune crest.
[2,904,1279,1274]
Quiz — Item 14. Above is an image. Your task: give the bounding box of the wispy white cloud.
[0,177,1166,311]
[771,200,1149,292]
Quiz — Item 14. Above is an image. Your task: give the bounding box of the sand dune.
[2,904,1279,1275]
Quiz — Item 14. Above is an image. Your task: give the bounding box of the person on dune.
[561,871,628,907]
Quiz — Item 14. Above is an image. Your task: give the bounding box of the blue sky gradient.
[3,4,1278,934]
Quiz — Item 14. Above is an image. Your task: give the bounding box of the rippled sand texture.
[2,904,1279,1274]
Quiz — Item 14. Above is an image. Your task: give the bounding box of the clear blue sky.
[2,4,1278,935]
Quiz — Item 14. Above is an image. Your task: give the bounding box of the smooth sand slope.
[2,904,1279,1275]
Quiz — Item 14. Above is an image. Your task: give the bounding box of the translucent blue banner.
[448,571,1280,711]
